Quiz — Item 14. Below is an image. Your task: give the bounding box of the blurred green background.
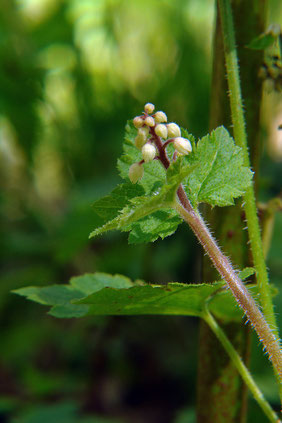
[0,1,281,422]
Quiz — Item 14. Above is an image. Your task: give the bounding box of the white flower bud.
[144,116,155,127]
[155,124,168,139]
[167,123,181,138]
[133,116,144,128]
[174,137,192,155]
[154,111,167,123]
[142,143,157,163]
[128,163,144,184]
[144,103,155,114]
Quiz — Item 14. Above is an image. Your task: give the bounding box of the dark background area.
[0,1,281,422]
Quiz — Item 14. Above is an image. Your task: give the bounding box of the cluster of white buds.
[129,103,192,183]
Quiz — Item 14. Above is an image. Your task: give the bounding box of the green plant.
[12,1,282,422]
[14,102,281,422]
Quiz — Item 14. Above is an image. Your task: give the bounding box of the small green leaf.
[92,182,145,223]
[89,160,196,241]
[183,126,253,207]
[246,33,277,50]
[89,191,171,239]
[238,267,256,280]
[128,210,181,244]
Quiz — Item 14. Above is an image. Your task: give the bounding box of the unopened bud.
[135,135,146,150]
[154,111,167,123]
[174,137,192,155]
[145,116,155,127]
[167,123,181,138]
[133,116,144,128]
[142,143,157,163]
[144,103,155,114]
[135,127,150,149]
[129,163,144,184]
[155,124,168,139]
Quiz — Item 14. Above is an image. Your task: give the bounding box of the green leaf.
[92,182,145,223]
[128,210,181,244]
[183,126,253,207]
[246,32,277,50]
[89,191,173,239]
[89,158,197,241]
[13,273,135,318]
[13,272,265,322]
[238,267,256,280]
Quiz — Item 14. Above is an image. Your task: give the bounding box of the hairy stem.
[217,0,280,345]
[204,307,281,423]
[173,200,282,382]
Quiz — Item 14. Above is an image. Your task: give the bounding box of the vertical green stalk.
[203,307,281,423]
[217,0,281,392]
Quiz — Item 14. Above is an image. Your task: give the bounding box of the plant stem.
[217,0,279,338]
[204,307,281,423]
[173,200,282,382]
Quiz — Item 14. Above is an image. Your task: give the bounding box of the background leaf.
[246,33,277,50]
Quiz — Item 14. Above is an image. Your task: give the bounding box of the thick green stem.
[217,0,281,395]
[174,200,282,382]
[204,307,281,423]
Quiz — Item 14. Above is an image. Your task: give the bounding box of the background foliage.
[0,0,281,422]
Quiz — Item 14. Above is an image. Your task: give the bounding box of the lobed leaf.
[13,271,264,322]
[182,126,253,207]
[90,156,197,241]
